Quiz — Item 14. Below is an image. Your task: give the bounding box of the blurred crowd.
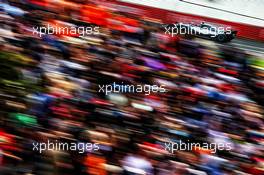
[0,0,264,175]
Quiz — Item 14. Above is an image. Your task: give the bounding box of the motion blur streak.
[0,0,263,175]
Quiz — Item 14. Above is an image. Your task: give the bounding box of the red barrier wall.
[107,0,264,41]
